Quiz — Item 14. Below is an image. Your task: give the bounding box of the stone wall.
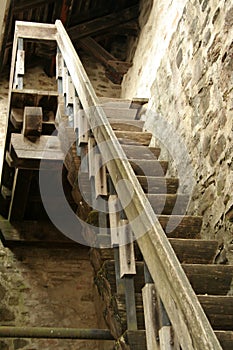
[0,55,118,349]
[122,0,233,263]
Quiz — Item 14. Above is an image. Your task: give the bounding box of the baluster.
[13,38,24,90]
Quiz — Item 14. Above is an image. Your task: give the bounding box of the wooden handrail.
[8,20,222,349]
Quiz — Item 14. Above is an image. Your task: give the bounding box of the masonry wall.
[0,56,119,349]
[122,0,233,263]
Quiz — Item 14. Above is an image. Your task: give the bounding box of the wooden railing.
[5,20,222,349]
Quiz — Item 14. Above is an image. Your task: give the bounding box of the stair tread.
[215,331,233,350]
[129,159,168,176]
[158,214,202,238]
[122,144,160,159]
[110,119,144,132]
[103,106,138,120]
[147,193,189,215]
[115,131,152,146]
[137,176,179,194]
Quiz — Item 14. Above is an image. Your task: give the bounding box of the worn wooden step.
[158,215,202,238]
[215,331,233,350]
[122,144,160,159]
[110,119,145,132]
[103,106,137,120]
[123,330,233,350]
[103,261,233,295]
[129,159,168,176]
[183,264,233,295]
[147,194,189,215]
[198,295,233,330]
[115,131,152,146]
[99,97,132,109]
[137,176,179,194]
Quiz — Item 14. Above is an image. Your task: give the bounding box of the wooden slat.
[110,119,145,132]
[158,215,202,238]
[99,98,132,109]
[15,21,57,40]
[118,220,136,277]
[8,169,33,221]
[215,331,233,350]
[137,177,179,194]
[94,153,107,197]
[122,145,160,159]
[159,326,174,350]
[198,295,233,330]
[183,265,233,295]
[142,284,159,350]
[108,195,120,247]
[114,131,152,146]
[169,239,218,264]
[56,20,222,349]
[147,194,189,215]
[103,107,137,120]
[129,159,168,176]
[68,5,139,40]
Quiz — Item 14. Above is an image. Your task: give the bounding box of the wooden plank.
[159,326,174,350]
[77,109,89,145]
[55,20,222,349]
[22,106,43,139]
[110,119,144,132]
[183,265,233,295]
[142,284,159,350]
[99,98,132,109]
[169,239,218,264]
[118,220,136,277]
[198,295,233,330]
[129,159,168,176]
[56,52,63,79]
[94,153,107,197]
[68,5,139,40]
[108,195,120,247]
[62,66,68,96]
[114,131,152,146]
[137,176,179,194]
[66,73,75,105]
[8,168,33,221]
[215,331,233,350]
[158,215,202,238]
[122,145,160,159]
[124,277,138,331]
[0,0,11,68]
[88,137,96,178]
[15,21,57,40]
[147,194,189,215]
[103,107,137,120]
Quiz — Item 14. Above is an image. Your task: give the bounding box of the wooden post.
[56,48,63,93]
[8,168,33,221]
[22,106,43,139]
[0,0,11,69]
[94,153,107,198]
[13,38,25,89]
[142,284,159,350]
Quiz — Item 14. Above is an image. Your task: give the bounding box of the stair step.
[147,194,189,215]
[103,106,138,120]
[129,159,168,176]
[137,176,179,194]
[198,295,233,330]
[110,119,145,132]
[158,215,202,238]
[99,97,132,109]
[123,330,233,350]
[116,294,233,332]
[183,264,233,295]
[115,131,152,146]
[122,144,160,159]
[103,261,233,295]
[215,331,233,350]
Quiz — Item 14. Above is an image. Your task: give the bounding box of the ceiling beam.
[68,5,139,41]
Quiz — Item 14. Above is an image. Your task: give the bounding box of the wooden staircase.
[86,98,233,350]
[0,20,232,349]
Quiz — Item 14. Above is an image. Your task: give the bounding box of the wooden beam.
[15,21,57,41]
[8,168,33,221]
[68,5,139,41]
[78,37,131,84]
